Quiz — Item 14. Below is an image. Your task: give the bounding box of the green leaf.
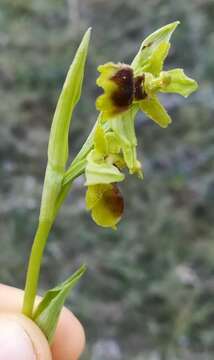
[140,95,172,128]
[48,28,91,171]
[39,29,91,222]
[159,69,198,97]
[33,265,86,343]
[131,21,179,74]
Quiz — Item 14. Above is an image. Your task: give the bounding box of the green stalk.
[21,126,93,318]
[22,119,100,318]
[22,220,52,317]
[22,28,92,320]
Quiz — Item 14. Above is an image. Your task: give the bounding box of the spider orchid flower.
[95,22,198,176]
[96,21,198,127]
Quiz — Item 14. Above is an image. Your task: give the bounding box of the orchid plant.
[21,22,198,343]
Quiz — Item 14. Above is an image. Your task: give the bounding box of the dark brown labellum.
[109,67,147,113]
[111,67,134,110]
[134,75,147,100]
[103,184,124,217]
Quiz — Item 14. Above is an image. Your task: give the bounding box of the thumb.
[0,313,52,360]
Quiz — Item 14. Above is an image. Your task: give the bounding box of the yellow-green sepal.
[93,124,108,155]
[140,95,172,128]
[109,106,142,176]
[141,42,170,76]
[159,69,198,97]
[131,21,179,75]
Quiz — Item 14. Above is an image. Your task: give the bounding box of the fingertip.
[0,313,52,360]
[51,307,86,360]
[0,284,86,359]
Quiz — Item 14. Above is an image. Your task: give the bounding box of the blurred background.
[0,0,213,359]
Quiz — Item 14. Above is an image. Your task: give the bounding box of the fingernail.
[0,318,36,360]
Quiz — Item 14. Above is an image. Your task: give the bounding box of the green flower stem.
[53,120,100,217]
[22,220,52,317]
[21,29,94,327]
[22,121,97,318]
[22,117,105,318]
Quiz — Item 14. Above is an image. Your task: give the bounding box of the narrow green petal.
[85,159,125,186]
[131,21,179,74]
[160,69,198,97]
[140,96,172,128]
[48,28,91,171]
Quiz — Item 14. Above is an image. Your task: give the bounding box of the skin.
[0,284,85,360]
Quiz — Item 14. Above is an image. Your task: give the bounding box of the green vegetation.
[0,0,213,359]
